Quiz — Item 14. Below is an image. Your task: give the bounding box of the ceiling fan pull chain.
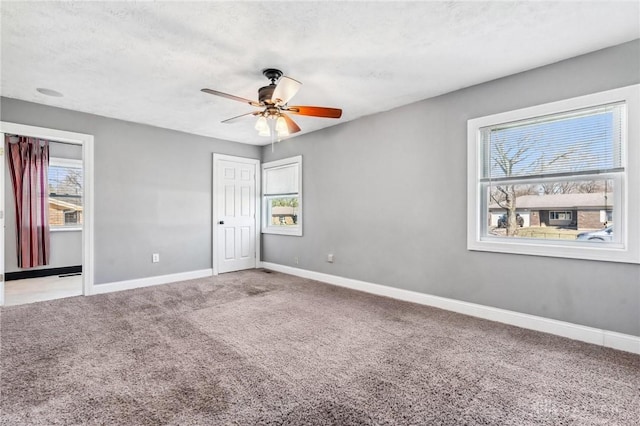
[271,119,275,152]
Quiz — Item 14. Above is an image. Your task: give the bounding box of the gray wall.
[262,40,640,336]
[4,141,83,273]
[1,99,261,284]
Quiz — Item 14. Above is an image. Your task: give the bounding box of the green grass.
[516,227,582,240]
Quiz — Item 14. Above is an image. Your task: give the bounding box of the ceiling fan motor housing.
[258,85,276,104]
[259,69,283,104]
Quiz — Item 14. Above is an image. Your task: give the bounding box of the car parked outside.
[576,226,613,242]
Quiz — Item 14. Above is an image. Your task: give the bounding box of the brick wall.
[49,206,64,226]
[529,211,541,226]
[577,210,603,229]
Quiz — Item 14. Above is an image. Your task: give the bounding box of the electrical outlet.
[152,253,160,263]
[294,257,299,265]
[327,253,334,263]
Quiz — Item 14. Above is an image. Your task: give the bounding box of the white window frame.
[262,156,302,236]
[49,157,83,232]
[467,85,640,264]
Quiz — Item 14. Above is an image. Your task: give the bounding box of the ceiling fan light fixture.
[275,115,289,136]
[258,122,271,137]
[255,115,268,131]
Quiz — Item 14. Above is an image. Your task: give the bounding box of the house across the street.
[271,206,298,225]
[489,193,612,230]
[49,197,83,227]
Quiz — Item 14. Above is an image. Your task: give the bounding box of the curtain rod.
[5,134,81,146]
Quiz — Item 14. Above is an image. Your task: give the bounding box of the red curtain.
[6,135,50,268]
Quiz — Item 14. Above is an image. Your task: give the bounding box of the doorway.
[212,154,260,275]
[0,122,94,306]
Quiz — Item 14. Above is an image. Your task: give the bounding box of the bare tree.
[490,142,529,236]
[490,135,574,236]
[577,180,602,193]
[50,168,82,196]
[538,181,578,195]
[63,169,82,195]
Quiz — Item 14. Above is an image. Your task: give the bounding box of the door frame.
[0,121,95,304]
[212,153,261,276]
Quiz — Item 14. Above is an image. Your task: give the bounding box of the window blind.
[264,163,299,195]
[480,102,624,182]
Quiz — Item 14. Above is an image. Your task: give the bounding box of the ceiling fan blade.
[201,88,261,107]
[286,106,342,119]
[271,76,302,106]
[221,111,261,124]
[280,113,301,134]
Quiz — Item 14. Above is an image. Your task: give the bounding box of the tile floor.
[4,274,83,306]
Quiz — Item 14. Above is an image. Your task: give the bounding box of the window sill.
[468,236,639,264]
[51,227,82,233]
[262,227,302,237]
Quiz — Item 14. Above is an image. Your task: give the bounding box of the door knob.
[219,221,224,225]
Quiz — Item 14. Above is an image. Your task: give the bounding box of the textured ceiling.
[1,1,639,146]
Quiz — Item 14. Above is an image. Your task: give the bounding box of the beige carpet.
[1,269,638,425]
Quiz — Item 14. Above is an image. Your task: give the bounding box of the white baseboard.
[0,281,4,306]
[92,269,213,295]
[260,262,640,355]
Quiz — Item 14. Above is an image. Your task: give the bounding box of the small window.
[468,85,640,263]
[550,211,572,221]
[262,156,302,236]
[64,210,79,225]
[49,157,83,229]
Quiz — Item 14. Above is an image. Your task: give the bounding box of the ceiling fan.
[201,68,342,138]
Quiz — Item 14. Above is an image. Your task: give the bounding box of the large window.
[468,85,640,263]
[262,156,302,236]
[49,157,83,229]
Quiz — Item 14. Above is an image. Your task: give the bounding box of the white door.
[213,154,259,274]
[0,143,4,305]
